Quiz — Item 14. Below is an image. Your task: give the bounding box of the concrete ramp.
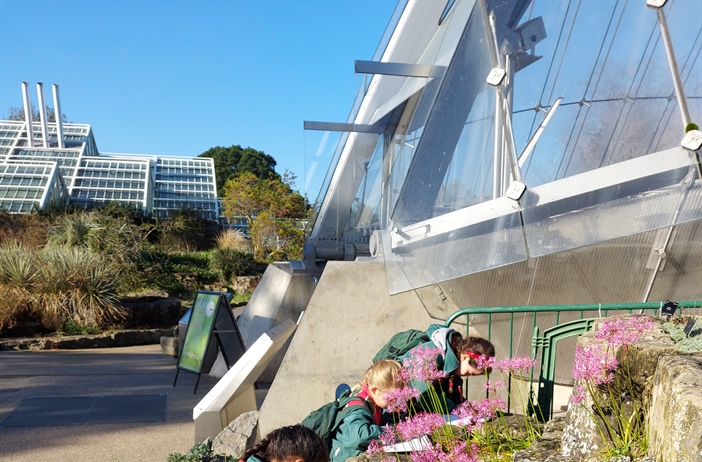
[236,263,316,382]
[193,320,296,443]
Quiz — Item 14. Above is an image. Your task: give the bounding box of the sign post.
[174,291,246,393]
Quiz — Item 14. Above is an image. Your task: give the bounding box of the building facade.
[0,83,219,220]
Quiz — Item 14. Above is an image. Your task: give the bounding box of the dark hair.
[240,424,329,462]
[454,336,495,374]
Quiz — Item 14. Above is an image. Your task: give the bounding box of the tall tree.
[199,145,277,195]
[221,171,309,261]
[221,172,307,222]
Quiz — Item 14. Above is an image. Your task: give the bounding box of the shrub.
[36,246,124,331]
[0,211,48,248]
[215,228,251,252]
[209,248,255,281]
[46,211,99,248]
[0,241,39,330]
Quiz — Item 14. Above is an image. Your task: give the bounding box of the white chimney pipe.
[36,83,50,148]
[52,84,65,148]
[21,82,35,147]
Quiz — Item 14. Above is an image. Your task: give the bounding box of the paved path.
[0,344,219,462]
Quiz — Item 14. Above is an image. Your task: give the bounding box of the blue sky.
[0,0,398,196]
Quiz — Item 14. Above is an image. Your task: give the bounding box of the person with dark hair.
[239,424,329,462]
[399,325,496,412]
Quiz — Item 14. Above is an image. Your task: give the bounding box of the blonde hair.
[352,359,402,392]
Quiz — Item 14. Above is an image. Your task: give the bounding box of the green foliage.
[57,318,100,336]
[221,172,308,262]
[662,316,702,353]
[156,209,220,252]
[166,440,236,462]
[46,211,99,248]
[36,246,124,331]
[199,145,277,195]
[0,241,38,330]
[249,212,305,262]
[209,248,256,281]
[0,205,261,333]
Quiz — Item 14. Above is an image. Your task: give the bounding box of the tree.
[221,171,307,222]
[221,171,309,261]
[199,145,277,195]
[5,104,67,123]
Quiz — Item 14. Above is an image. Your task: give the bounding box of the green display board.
[175,291,246,393]
[178,292,220,373]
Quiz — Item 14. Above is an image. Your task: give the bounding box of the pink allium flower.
[409,447,444,462]
[483,380,505,392]
[628,315,655,335]
[596,316,655,347]
[366,439,385,455]
[378,424,397,446]
[572,343,618,385]
[395,412,447,440]
[492,356,537,373]
[385,385,420,413]
[476,354,495,371]
[400,345,448,383]
[451,398,496,431]
[569,385,586,404]
[444,441,481,462]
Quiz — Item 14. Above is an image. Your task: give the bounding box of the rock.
[119,293,184,328]
[160,335,179,357]
[648,354,702,462]
[230,276,261,294]
[212,410,259,458]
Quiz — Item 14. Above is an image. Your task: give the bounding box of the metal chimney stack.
[36,83,50,147]
[21,82,35,147]
[52,84,65,148]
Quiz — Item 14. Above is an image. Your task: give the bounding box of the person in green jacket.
[400,325,495,412]
[329,359,403,462]
[239,424,328,462]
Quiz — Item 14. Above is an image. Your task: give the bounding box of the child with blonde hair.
[329,359,403,462]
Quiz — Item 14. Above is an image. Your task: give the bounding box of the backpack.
[300,389,373,452]
[372,329,430,363]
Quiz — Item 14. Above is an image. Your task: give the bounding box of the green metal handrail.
[442,300,702,419]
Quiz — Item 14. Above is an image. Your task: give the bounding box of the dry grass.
[215,228,251,252]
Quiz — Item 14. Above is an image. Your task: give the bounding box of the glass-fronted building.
[0,106,219,219]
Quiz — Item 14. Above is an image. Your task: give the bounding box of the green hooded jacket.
[329,392,378,462]
[399,324,463,412]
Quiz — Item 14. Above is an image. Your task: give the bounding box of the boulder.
[119,292,184,328]
[160,335,179,357]
[648,354,702,462]
[212,410,259,458]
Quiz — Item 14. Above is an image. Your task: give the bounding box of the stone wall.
[559,315,702,462]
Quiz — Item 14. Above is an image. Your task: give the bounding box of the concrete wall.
[256,259,451,437]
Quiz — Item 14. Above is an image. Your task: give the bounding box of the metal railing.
[443,300,702,421]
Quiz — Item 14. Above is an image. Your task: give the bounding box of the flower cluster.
[397,345,448,383]
[569,315,655,459]
[372,347,540,462]
[572,343,618,385]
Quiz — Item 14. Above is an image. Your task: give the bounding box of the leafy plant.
[569,316,655,460]
[36,246,124,331]
[209,248,255,281]
[167,440,236,462]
